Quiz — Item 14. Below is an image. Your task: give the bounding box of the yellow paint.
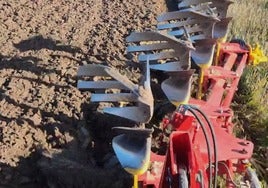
[217,35,227,43]
[197,69,204,99]
[124,153,151,188]
[214,42,221,66]
[171,94,190,107]
[133,175,138,188]
[198,63,212,69]
[124,159,150,175]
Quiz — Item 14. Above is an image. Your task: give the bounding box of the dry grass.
[228,0,268,53]
[232,63,268,185]
[227,0,268,185]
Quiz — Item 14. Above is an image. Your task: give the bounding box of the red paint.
[139,42,254,188]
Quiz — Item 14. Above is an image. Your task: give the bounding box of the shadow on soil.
[13,35,83,55]
[0,36,132,188]
[0,34,176,188]
[0,144,131,188]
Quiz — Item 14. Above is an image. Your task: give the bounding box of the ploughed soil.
[0,0,174,187]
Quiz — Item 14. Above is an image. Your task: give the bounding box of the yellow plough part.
[249,44,268,65]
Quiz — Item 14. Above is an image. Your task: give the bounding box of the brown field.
[0,0,267,187]
[0,1,166,187]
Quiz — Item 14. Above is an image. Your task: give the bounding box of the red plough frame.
[139,42,254,188]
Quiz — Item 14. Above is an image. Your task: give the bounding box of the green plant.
[227,0,268,185]
[232,63,268,185]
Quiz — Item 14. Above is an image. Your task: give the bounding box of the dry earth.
[0,0,173,187]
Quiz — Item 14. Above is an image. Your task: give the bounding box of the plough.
[77,0,267,187]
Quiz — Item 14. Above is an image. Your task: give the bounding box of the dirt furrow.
[0,0,167,187]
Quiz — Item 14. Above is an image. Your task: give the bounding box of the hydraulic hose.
[184,106,213,188]
[190,106,218,188]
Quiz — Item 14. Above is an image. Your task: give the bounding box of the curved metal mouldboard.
[77,61,153,123]
[127,30,194,71]
[112,127,153,175]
